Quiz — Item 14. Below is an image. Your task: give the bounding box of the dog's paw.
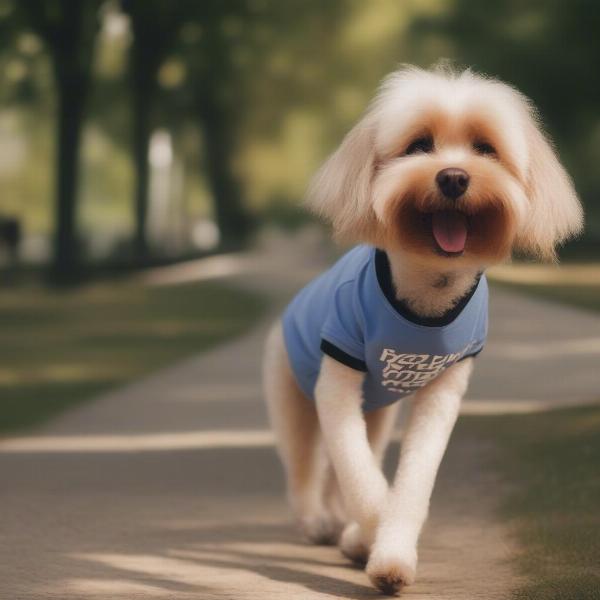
[299,511,343,545]
[366,547,417,596]
[339,522,370,565]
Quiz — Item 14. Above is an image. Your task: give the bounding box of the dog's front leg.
[366,358,473,595]
[315,356,388,547]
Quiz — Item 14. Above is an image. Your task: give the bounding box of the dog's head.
[308,65,583,266]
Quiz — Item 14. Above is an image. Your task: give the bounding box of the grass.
[464,406,600,599]
[0,278,266,434]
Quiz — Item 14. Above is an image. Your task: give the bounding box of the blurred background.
[2,0,600,432]
[1,4,600,598]
[0,0,599,279]
[3,0,600,426]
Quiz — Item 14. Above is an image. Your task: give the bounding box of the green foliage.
[2,0,600,265]
[0,279,266,432]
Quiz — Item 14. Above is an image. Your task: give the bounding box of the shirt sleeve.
[459,283,488,361]
[457,345,483,361]
[320,281,367,372]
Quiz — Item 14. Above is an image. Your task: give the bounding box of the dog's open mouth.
[395,201,512,261]
[429,210,468,256]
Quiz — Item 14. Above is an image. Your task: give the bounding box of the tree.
[20,0,101,279]
[123,0,256,254]
[180,0,345,249]
[121,0,183,262]
[185,3,250,249]
[126,0,346,254]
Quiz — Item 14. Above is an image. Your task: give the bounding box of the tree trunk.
[41,0,95,282]
[52,68,87,282]
[199,95,249,250]
[129,12,164,265]
[132,61,152,263]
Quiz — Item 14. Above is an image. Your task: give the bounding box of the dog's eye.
[473,140,497,156]
[405,136,434,155]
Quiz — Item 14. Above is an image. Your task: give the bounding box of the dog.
[263,64,583,595]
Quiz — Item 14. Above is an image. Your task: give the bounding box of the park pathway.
[1,231,600,599]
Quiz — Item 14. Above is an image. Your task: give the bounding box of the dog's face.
[309,66,583,266]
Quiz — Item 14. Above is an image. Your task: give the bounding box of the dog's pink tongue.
[432,211,468,253]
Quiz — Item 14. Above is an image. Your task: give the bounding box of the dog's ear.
[514,118,583,260]
[306,113,378,243]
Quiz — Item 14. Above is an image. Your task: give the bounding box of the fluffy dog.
[263,64,583,595]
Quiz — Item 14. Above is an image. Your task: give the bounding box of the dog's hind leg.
[263,321,340,544]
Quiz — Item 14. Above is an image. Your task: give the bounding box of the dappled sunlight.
[141,251,277,286]
[0,429,276,453]
[56,578,180,598]
[5,389,598,451]
[63,536,371,599]
[169,544,361,579]
[142,253,252,285]
[341,0,411,52]
[0,363,134,386]
[490,263,600,287]
[68,553,226,591]
[460,397,600,416]
[33,498,516,599]
[489,337,600,359]
[36,363,131,382]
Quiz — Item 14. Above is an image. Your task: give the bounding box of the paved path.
[2,234,600,599]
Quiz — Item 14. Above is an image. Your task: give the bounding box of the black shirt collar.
[374,249,481,327]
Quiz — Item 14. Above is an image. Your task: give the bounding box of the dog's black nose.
[436,168,470,199]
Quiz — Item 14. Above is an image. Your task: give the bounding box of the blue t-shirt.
[282,245,488,412]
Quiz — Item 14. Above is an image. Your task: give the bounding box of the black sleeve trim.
[320,339,367,372]
[457,348,483,362]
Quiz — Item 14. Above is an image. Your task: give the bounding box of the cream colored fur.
[263,64,583,595]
